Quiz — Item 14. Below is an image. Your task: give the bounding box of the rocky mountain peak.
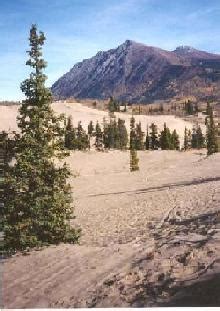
[52,40,220,103]
[174,45,197,53]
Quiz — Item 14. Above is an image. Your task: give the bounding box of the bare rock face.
[51,40,220,103]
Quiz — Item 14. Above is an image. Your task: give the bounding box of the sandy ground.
[3,149,220,308]
[0,102,204,144]
[1,102,218,307]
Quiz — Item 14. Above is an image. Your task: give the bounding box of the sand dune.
[3,150,220,307]
[0,102,203,145]
[2,102,218,308]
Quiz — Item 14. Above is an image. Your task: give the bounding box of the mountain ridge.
[52,40,220,103]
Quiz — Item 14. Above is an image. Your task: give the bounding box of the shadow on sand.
[88,176,220,198]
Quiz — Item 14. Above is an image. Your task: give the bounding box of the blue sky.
[1,0,220,100]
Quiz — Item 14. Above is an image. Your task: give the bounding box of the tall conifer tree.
[117,118,128,150]
[4,25,80,251]
[65,116,77,150]
[171,129,180,150]
[135,122,144,150]
[160,123,171,150]
[149,123,159,150]
[183,127,190,151]
[130,116,136,150]
[145,126,150,150]
[130,117,139,171]
[95,121,103,150]
[206,105,218,155]
[88,121,94,136]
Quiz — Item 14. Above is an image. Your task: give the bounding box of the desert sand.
[0,102,205,144]
[2,102,220,307]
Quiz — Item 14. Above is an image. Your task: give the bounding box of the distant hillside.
[52,40,220,103]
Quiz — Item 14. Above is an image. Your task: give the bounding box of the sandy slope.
[3,150,220,308]
[0,102,216,307]
[0,102,202,144]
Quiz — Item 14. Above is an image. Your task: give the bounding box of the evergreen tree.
[88,121,94,136]
[113,119,120,149]
[149,123,159,150]
[76,121,89,150]
[4,25,80,251]
[130,117,139,171]
[95,121,103,151]
[117,118,128,150]
[185,100,194,115]
[65,116,77,150]
[135,122,144,150]
[145,126,150,150]
[103,118,109,149]
[171,129,180,150]
[108,96,120,113]
[191,126,198,149]
[160,123,171,150]
[187,129,192,149]
[105,119,115,149]
[196,125,205,149]
[191,125,205,149]
[130,116,136,150]
[206,105,218,155]
[183,127,190,150]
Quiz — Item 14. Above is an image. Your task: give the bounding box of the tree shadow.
[88,176,220,197]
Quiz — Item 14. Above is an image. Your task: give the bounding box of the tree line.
[64,115,210,152]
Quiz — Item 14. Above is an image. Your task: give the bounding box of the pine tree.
[206,105,218,155]
[191,125,205,149]
[103,118,109,149]
[160,123,171,150]
[76,121,89,150]
[130,117,139,171]
[185,100,194,115]
[88,121,94,136]
[130,116,136,150]
[113,119,120,149]
[117,118,128,150]
[171,129,180,150]
[196,125,205,149]
[135,122,144,150]
[95,121,103,151]
[145,125,150,150]
[149,123,159,150]
[108,96,120,113]
[106,119,115,149]
[0,131,10,249]
[183,127,190,150]
[191,126,198,149]
[64,116,77,150]
[4,25,80,252]
[187,129,192,149]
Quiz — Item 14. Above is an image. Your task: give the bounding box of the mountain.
[51,40,220,103]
